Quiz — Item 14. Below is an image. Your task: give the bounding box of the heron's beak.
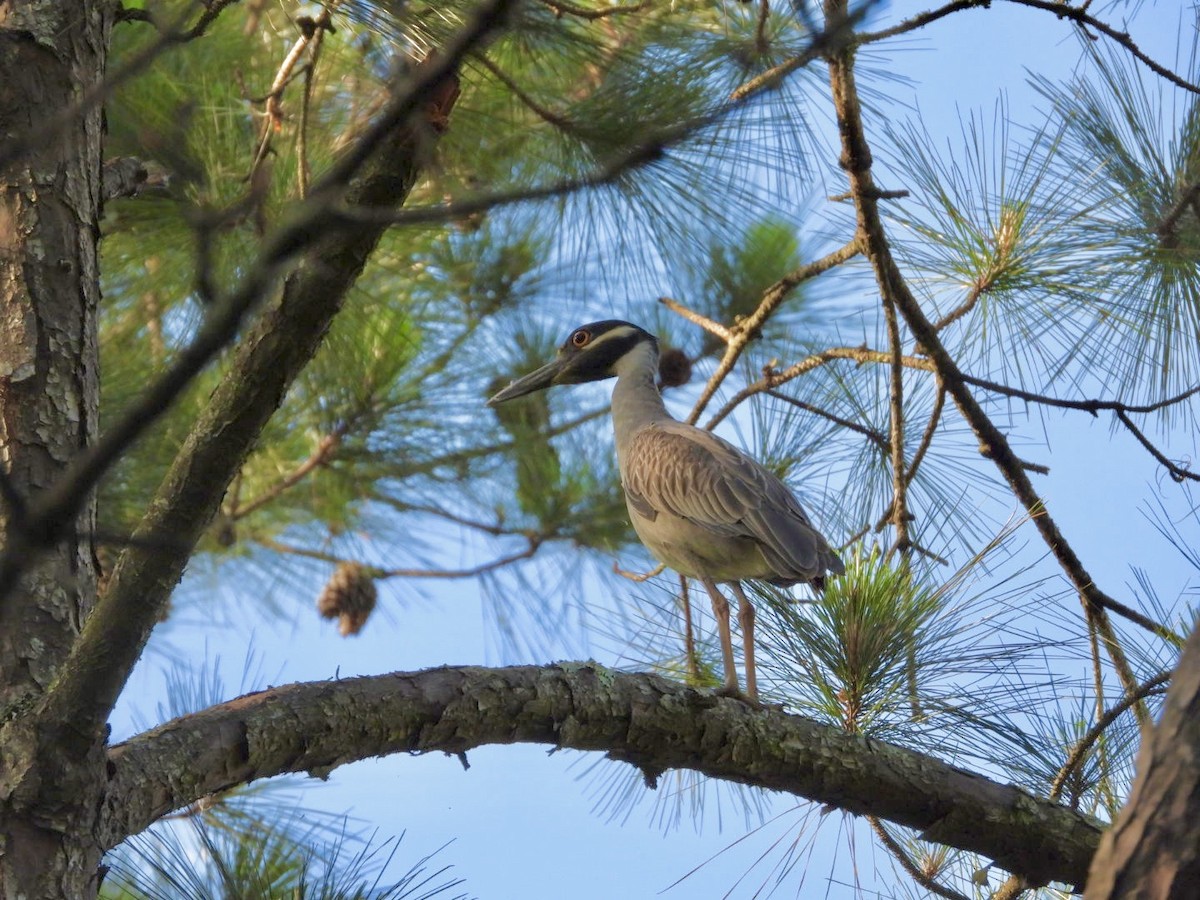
[487,356,570,406]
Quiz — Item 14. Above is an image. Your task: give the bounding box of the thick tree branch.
[99,664,1103,889]
[39,3,520,740]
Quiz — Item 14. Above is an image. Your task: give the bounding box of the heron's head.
[487,321,658,406]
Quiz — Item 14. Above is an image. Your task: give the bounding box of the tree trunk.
[1086,621,1200,898]
[0,1,109,895]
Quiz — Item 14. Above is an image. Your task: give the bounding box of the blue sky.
[110,3,1198,897]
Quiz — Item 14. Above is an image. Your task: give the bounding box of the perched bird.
[488,320,843,702]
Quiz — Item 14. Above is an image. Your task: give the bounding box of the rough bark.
[1086,623,1200,898]
[0,1,109,896]
[101,664,1104,889]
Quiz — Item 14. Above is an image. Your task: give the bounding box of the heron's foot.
[713,683,764,708]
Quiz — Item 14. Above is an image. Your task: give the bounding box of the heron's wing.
[622,421,844,580]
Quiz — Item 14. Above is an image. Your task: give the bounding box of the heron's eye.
[571,329,591,347]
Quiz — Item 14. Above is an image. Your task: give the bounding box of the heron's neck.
[610,342,670,461]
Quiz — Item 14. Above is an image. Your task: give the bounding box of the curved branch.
[100,664,1103,889]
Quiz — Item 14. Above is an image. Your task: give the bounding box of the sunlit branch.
[869,817,971,900]
[882,293,910,558]
[685,240,861,426]
[932,283,984,333]
[249,7,337,184]
[0,0,243,171]
[821,0,1174,732]
[765,389,890,454]
[612,560,666,582]
[704,346,934,430]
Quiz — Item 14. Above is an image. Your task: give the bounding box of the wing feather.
[622,421,843,582]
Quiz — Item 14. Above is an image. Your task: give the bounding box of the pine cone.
[317,562,378,637]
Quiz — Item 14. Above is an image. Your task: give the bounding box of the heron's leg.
[679,575,699,682]
[700,577,739,695]
[730,582,757,702]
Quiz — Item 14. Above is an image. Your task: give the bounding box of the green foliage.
[102,816,470,900]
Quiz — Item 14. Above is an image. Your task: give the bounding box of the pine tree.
[1,0,1197,896]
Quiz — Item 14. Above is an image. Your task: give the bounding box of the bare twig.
[658,297,733,343]
[1116,409,1199,483]
[904,383,944,486]
[686,240,861,426]
[869,816,970,900]
[882,292,910,557]
[855,0,980,46]
[766,389,891,454]
[537,0,650,19]
[475,53,573,130]
[232,424,351,520]
[613,560,666,582]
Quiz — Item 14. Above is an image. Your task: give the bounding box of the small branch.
[1115,409,1199,483]
[686,239,862,426]
[613,560,666,582]
[855,0,981,46]
[98,664,1104,890]
[1002,0,1200,96]
[475,53,573,130]
[1155,182,1200,245]
[765,389,891,454]
[261,537,542,580]
[931,283,984,333]
[904,383,944,486]
[1049,670,1172,803]
[868,817,970,900]
[232,424,351,520]
[882,292,911,557]
[961,377,1200,417]
[755,0,772,54]
[536,0,650,19]
[704,345,935,430]
[658,297,733,343]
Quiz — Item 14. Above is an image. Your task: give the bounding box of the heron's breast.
[624,499,772,582]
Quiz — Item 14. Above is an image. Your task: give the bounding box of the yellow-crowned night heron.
[488,320,843,701]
